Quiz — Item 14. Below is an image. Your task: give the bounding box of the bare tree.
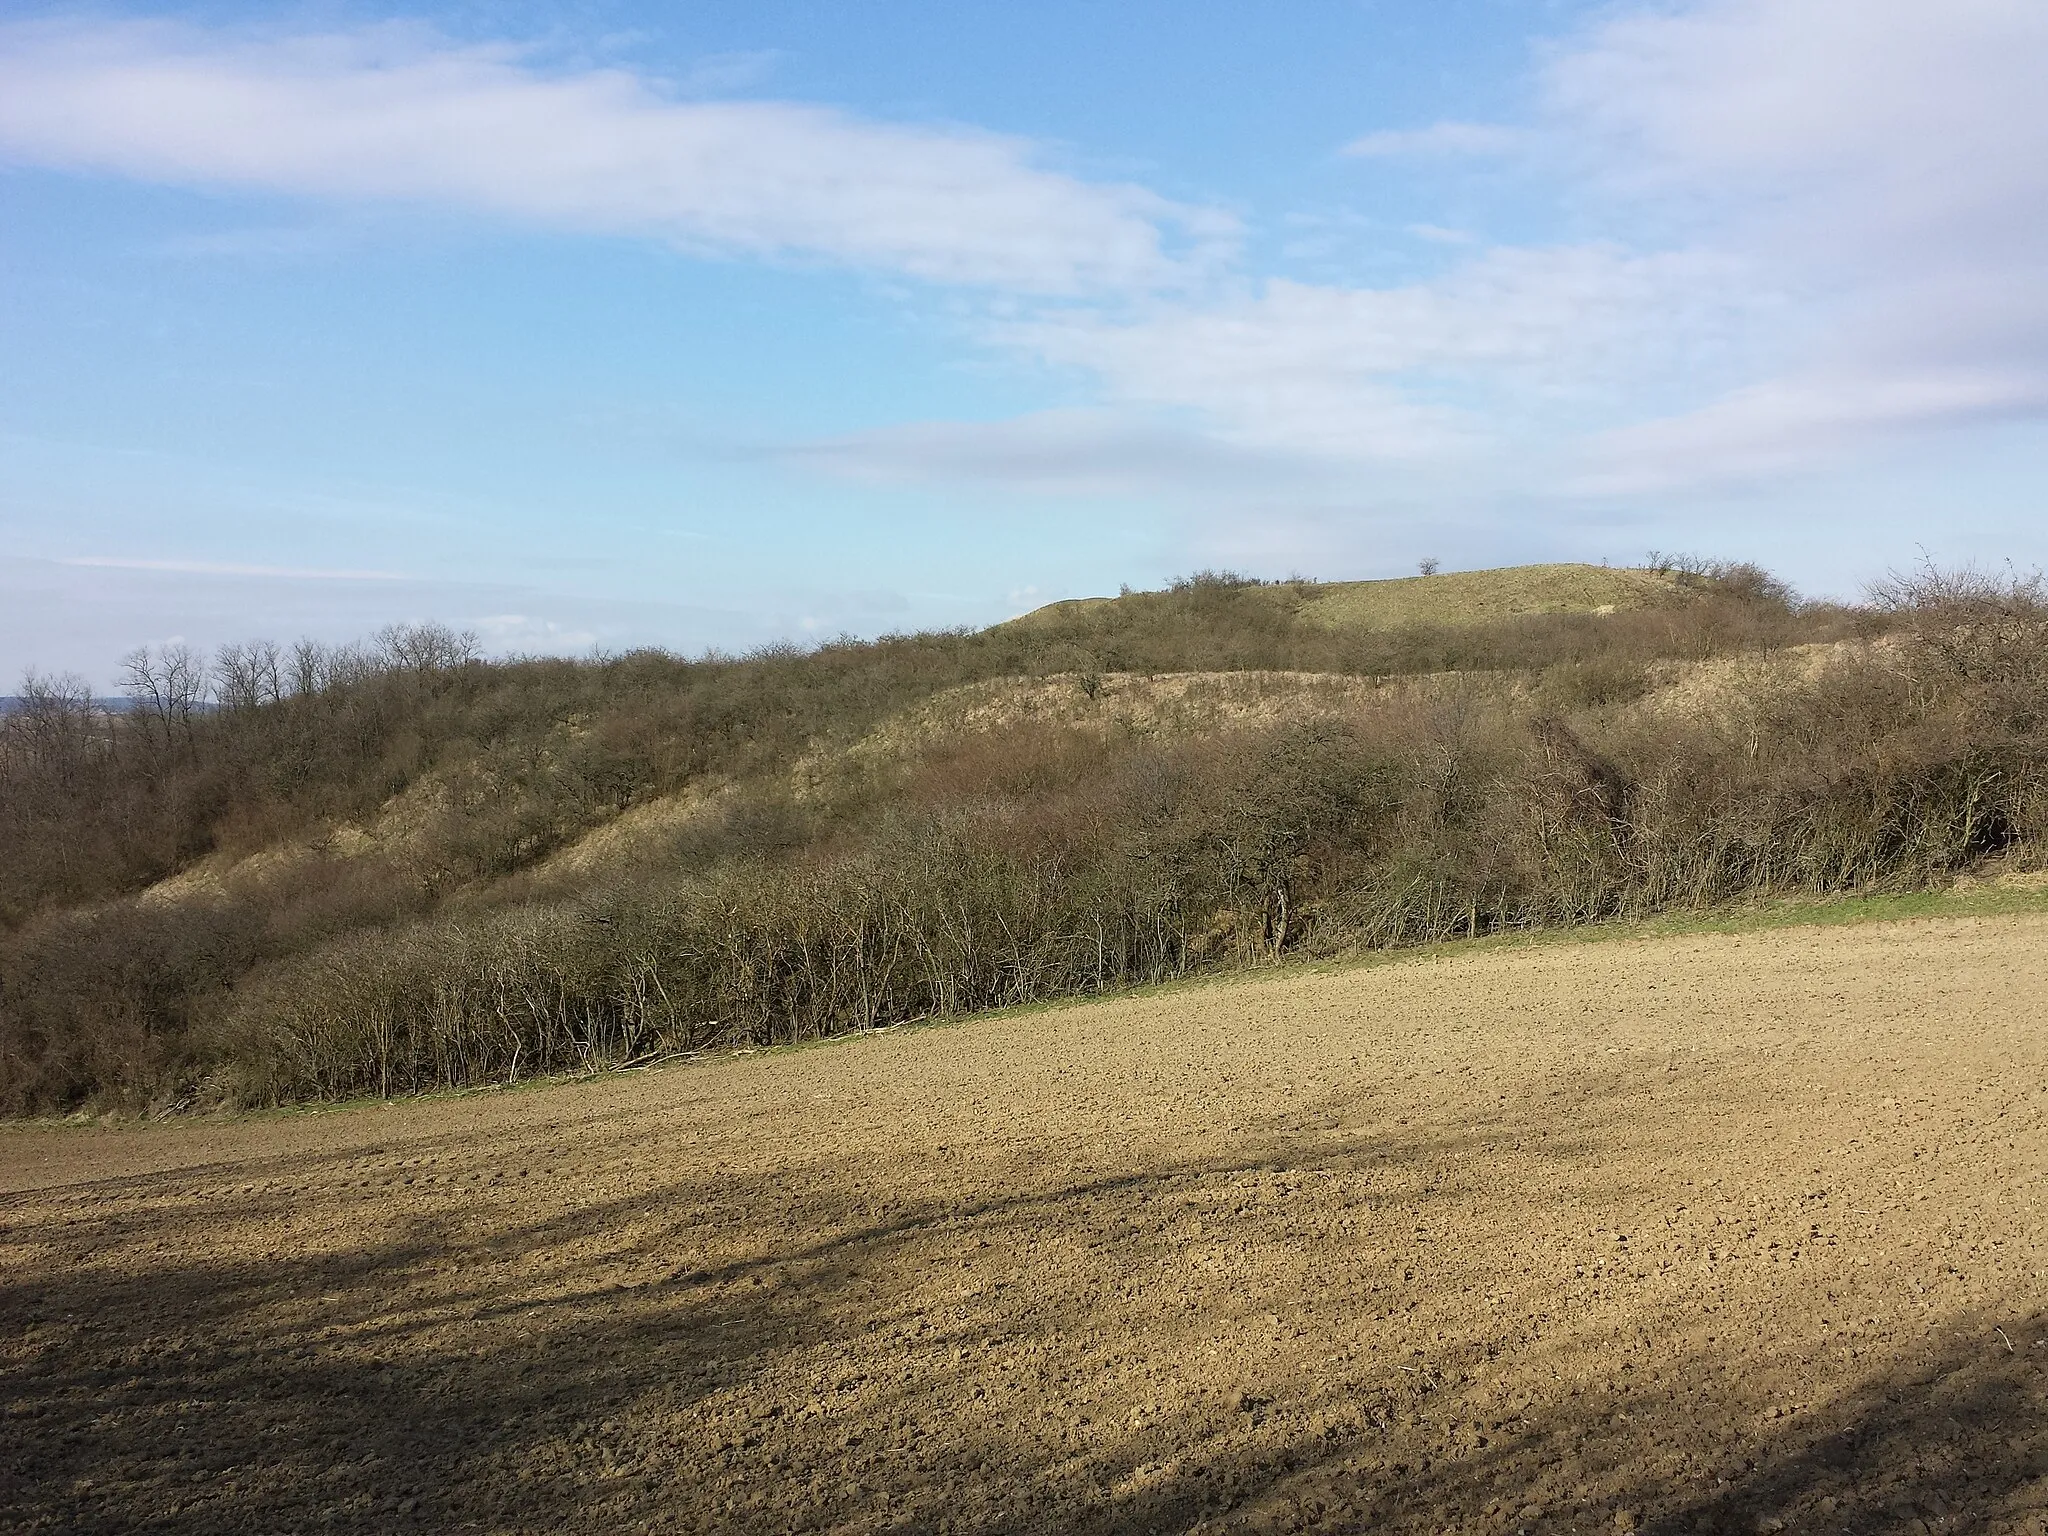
[4,670,97,778]
[287,639,327,698]
[374,622,480,675]
[284,638,381,696]
[213,640,284,712]
[120,642,207,749]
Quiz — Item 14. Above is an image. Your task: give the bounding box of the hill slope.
[14,558,2036,1116]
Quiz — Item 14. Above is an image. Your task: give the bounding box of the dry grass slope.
[1002,563,1682,635]
[1295,563,1681,630]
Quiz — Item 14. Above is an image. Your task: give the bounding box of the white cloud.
[998,246,1770,465]
[807,0,2048,515]
[0,19,1233,293]
[1343,121,1524,159]
[1549,0,2048,218]
[1575,366,2048,495]
[1532,0,2048,487]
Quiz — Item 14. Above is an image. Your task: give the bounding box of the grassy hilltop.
[1004,561,1683,635]
[2,558,2043,1115]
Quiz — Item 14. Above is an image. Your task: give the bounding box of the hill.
[1295,561,1683,628]
[3,559,2043,1116]
[1002,561,1685,636]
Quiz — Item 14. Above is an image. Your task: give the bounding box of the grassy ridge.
[1004,562,1686,637]
[1295,563,1681,630]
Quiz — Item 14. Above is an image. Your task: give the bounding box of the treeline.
[8,562,2028,1115]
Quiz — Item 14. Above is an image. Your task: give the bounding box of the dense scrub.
[8,562,2034,1114]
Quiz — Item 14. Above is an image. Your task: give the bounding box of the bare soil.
[4,916,2046,1535]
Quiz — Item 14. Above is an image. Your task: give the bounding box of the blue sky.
[4,1,2047,685]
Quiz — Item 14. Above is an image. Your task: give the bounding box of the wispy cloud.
[1574,366,2048,496]
[474,613,598,649]
[1406,223,1477,245]
[1342,121,1523,159]
[152,223,352,260]
[60,556,410,581]
[795,409,1337,498]
[672,50,782,96]
[1534,0,2048,488]
[0,19,1235,293]
[801,0,2048,514]
[993,247,1768,467]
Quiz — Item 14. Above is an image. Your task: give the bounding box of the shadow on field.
[1629,1308,2048,1536]
[4,1110,2044,1534]
[1369,1307,2048,1536]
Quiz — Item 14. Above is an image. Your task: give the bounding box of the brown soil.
[4,916,2046,1535]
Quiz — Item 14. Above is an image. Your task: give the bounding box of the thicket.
[7,562,2034,1115]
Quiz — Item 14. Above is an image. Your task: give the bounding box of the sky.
[4,0,2047,686]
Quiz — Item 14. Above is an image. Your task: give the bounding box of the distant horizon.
[6,1,2047,684]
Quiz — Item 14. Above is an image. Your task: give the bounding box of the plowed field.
[4,916,2046,1535]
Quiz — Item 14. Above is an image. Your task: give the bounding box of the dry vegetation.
[3,558,2042,1116]
[3,913,2043,1534]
